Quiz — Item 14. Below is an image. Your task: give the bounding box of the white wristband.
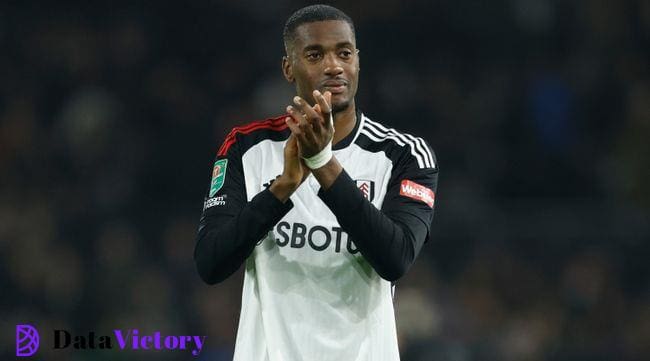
[303,141,333,169]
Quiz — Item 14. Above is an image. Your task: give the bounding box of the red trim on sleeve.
[217,115,288,157]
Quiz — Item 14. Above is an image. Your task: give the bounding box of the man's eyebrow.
[302,44,324,52]
[335,41,355,48]
[302,42,355,52]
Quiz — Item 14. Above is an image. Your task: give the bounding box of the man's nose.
[323,53,343,76]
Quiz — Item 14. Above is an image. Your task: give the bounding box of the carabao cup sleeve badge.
[209,159,228,197]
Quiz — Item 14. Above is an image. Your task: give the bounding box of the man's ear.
[356,48,361,72]
[282,55,294,83]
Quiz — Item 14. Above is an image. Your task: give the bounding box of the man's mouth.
[321,80,347,94]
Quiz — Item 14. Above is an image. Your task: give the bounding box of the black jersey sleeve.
[194,138,293,285]
[318,144,438,282]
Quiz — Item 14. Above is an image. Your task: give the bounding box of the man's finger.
[311,104,326,134]
[313,90,331,114]
[293,96,322,129]
[313,90,333,129]
[285,116,303,137]
[324,90,332,107]
[288,103,320,150]
[286,106,306,130]
[287,104,315,133]
[298,118,319,146]
[285,116,310,146]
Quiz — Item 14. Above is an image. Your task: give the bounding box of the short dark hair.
[283,4,355,52]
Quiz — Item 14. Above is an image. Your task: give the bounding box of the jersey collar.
[332,107,363,151]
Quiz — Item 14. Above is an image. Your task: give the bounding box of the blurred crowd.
[1,0,648,360]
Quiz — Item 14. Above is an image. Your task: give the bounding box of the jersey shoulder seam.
[217,115,289,157]
[359,115,436,169]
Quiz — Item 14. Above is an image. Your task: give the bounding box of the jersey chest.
[241,139,393,262]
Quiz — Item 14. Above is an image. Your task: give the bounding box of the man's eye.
[306,53,322,60]
[339,50,353,59]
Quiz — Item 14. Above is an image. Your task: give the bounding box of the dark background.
[1,0,649,360]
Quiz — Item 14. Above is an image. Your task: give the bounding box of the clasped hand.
[270,90,334,202]
[285,90,334,158]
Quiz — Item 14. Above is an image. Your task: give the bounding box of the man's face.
[283,20,359,113]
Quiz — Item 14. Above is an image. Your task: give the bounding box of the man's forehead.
[293,20,355,48]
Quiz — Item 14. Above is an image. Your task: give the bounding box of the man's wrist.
[269,175,299,203]
[312,156,343,191]
[302,141,333,169]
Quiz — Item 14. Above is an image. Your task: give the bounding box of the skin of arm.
[269,133,311,202]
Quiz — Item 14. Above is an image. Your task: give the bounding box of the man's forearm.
[194,189,293,284]
[317,170,429,281]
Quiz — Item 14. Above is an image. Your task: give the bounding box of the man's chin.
[331,99,351,114]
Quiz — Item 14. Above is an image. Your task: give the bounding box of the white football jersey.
[200,110,437,361]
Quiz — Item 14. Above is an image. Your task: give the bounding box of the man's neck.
[332,102,357,146]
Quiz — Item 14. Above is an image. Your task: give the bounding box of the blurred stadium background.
[1,0,649,360]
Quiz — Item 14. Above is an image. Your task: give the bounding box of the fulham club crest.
[356,179,375,202]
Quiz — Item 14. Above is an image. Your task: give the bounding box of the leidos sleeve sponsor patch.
[209,159,228,197]
[399,180,435,208]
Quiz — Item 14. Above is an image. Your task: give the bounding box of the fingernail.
[313,90,321,96]
[293,96,301,104]
[286,105,292,112]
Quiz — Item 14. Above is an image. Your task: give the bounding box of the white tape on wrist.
[303,141,333,169]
